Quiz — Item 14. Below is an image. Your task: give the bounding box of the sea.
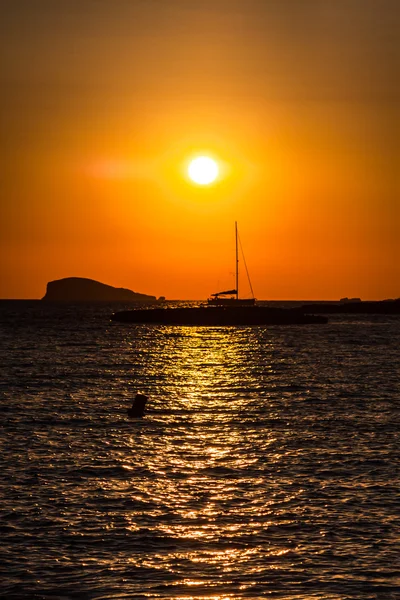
[0,300,399,600]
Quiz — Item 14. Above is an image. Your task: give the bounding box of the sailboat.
[208,222,256,306]
[111,223,328,324]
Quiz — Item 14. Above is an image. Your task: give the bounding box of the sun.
[188,156,219,185]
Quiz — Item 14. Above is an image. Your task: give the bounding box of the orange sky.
[1,0,399,300]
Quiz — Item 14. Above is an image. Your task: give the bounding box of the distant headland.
[298,298,400,314]
[42,277,157,302]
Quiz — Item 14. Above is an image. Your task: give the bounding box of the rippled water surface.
[1,301,399,599]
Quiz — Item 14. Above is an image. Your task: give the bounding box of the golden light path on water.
[103,326,295,598]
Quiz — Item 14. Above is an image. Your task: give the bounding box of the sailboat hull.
[207,298,256,306]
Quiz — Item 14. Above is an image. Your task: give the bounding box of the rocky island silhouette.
[42,277,157,302]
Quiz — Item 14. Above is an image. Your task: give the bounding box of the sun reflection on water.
[105,326,290,594]
[160,327,247,407]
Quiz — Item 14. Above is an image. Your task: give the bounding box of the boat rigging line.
[238,228,255,300]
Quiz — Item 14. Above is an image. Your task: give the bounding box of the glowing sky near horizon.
[0,0,399,300]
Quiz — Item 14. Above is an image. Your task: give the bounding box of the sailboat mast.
[235,221,239,300]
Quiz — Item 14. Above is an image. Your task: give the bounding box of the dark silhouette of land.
[111,306,328,325]
[42,277,156,302]
[298,299,400,314]
[110,298,400,326]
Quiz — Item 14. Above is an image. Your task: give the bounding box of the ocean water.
[0,301,399,600]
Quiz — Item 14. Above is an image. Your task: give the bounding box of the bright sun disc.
[188,156,219,185]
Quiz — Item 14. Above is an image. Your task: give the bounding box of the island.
[42,277,157,302]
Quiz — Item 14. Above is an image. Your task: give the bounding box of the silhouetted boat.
[111,223,328,326]
[207,222,255,306]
